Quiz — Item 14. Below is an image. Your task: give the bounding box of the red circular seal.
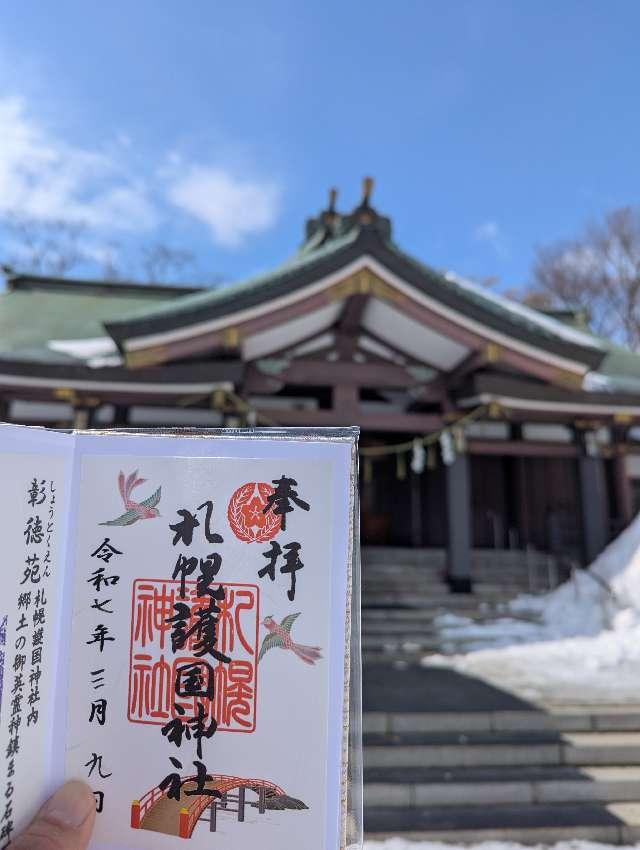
[227,482,280,543]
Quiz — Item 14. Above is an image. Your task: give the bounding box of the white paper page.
[65,432,354,850]
[0,424,75,845]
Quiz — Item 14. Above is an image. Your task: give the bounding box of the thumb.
[11,780,96,850]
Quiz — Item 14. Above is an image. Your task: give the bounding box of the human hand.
[10,781,95,850]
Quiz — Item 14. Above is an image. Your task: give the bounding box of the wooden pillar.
[613,449,634,528]
[113,404,130,427]
[445,450,473,593]
[410,470,423,547]
[576,430,608,565]
[258,788,266,814]
[209,801,217,832]
[505,424,529,548]
[178,808,189,839]
[612,427,634,530]
[237,787,245,822]
[332,385,359,418]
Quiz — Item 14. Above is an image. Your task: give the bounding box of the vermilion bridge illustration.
[131,773,308,838]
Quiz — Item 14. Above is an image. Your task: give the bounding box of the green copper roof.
[0,279,190,364]
[4,194,640,399]
[103,198,607,373]
[105,227,361,327]
[583,343,640,393]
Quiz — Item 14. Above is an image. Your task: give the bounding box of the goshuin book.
[0,424,361,850]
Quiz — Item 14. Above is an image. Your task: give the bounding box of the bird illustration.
[99,470,161,526]
[258,613,322,665]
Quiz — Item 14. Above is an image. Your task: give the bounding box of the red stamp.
[128,579,259,732]
[227,482,280,543]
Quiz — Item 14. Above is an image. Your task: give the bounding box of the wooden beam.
[397,296,587,389]
[446,349,492,388]
[468,439,579,458]
[340,293,369,330]
[409,375,450,407]
[332,385,359,417]
[246,359,424,391]
[335,294,369,358]
[253,407,443,432]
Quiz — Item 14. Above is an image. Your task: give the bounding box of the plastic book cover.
[0,425,362,850]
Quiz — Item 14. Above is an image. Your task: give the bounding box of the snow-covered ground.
[364,842,638,850]
[423,513,640,703]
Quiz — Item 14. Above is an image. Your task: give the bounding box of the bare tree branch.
[139,243,195,284]
[1,213,206,286]
[3,214,87,276]
[527,206,640,349]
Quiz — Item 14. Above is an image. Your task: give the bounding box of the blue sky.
[1,1,639,289]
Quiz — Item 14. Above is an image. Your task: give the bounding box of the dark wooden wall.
[360,449,602,560]
[360,454,446,547]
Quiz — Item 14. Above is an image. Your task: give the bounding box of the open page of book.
[63,430,356,850]
[0,423,76,845]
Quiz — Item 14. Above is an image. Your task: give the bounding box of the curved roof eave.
[103,228,607,372]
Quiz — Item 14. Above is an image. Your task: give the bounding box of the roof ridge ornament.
[356,176,376,226]
[361,176,374,207]
[321,186,339,229]
[328,186,338,214]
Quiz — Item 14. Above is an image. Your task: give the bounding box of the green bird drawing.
[100,470,161,527]
[258,613,322,665]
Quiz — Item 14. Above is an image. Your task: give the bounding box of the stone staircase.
[363,703,640,844]
[360,548,640,844]
[361,546,553,664]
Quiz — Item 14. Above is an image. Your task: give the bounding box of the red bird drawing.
[100,470,161,527]
[258,613,322,665]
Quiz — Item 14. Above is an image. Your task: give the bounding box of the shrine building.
[3,179,640,590]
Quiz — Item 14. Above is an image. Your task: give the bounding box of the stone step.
[362,577,528,600]
[363,731,640,769]
[363,801,640,844]
[365,560,540,571]
[362,546,557,562]
[362,593,515,608]
[363,566,537,581]
[362,637,496,654]
[361,607,523,621]
[362,618,539,637]
[361,622,438,636]
[362,636,441,652]
[363,558,547,571]
[362,548,446,565]
[362,564,445,573]
[364,765,640,808]
[363,652,426,665]
[363,707,640,735]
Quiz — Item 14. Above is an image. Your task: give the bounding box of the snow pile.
[437,511,640,649]
[424,513,640,703]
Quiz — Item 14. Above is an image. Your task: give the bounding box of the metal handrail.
[569,561,620,605]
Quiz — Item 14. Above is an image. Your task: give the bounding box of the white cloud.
[0,94,282,257]
[473,219,508,258]
[167,166,281,248]
[0,96,157,231]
